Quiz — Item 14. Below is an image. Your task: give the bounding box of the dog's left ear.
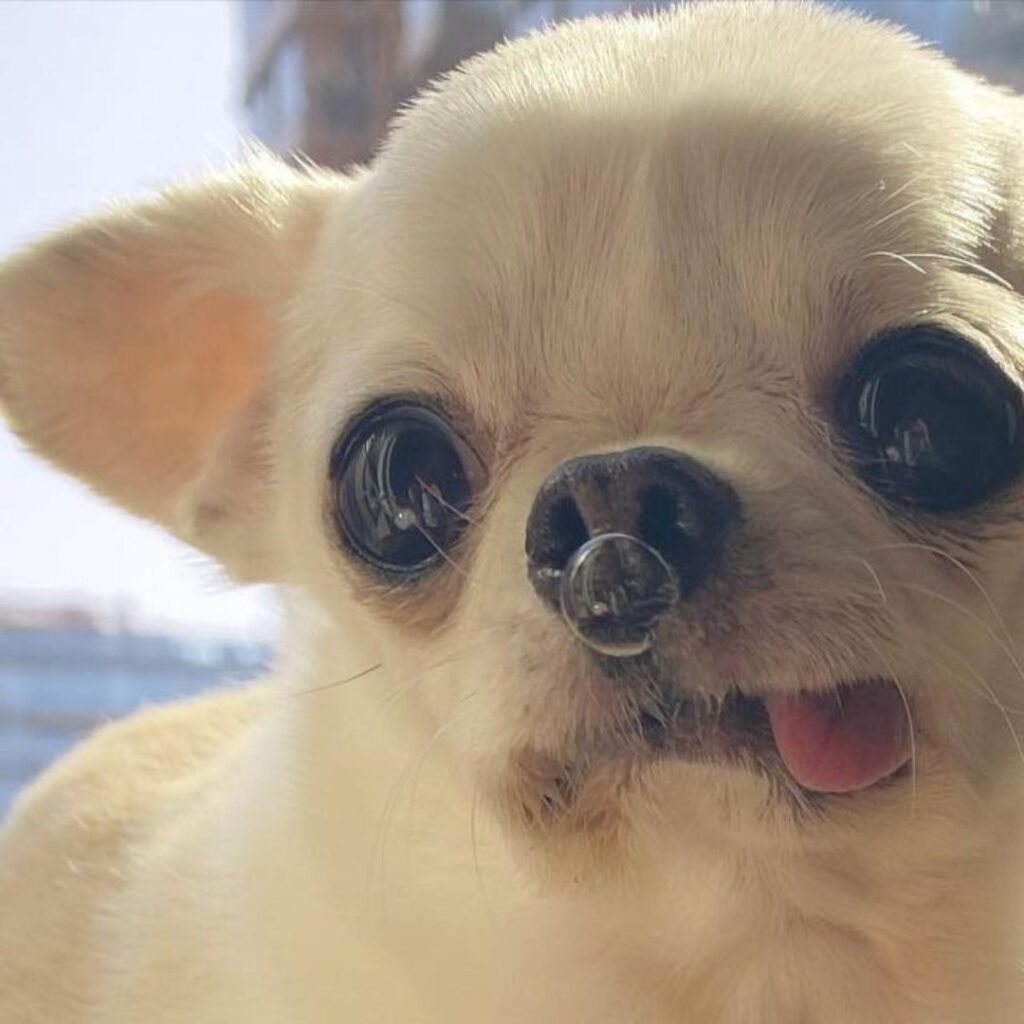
[0,156,342,580]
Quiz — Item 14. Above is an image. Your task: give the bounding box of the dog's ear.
[0,155,341,581]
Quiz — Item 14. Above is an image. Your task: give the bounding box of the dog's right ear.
[0,155,345,580]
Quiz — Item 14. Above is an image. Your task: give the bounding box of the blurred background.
[1,0,1022,813]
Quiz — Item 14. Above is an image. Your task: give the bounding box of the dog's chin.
[495,660,914,871]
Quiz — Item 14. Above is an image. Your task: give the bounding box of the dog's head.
[5,3,1024,877]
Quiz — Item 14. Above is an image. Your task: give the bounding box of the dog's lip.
[593,669,912,795]
[632,688,773,761]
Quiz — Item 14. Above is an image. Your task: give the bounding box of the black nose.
[525,447,739,654]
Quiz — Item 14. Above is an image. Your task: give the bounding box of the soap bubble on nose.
[559,533,680,658]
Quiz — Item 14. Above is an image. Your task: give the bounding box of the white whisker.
[899,252,1014,291]
[863,250,927,275]
[890,580,1024,693]
[862,541,1015,649]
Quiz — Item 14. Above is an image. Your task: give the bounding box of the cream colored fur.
[3,2,1024,1021]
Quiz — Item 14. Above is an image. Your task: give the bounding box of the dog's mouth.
[600,671,912,796]
[506,676,912,842]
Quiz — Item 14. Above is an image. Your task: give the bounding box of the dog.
[4,1,1024,1020]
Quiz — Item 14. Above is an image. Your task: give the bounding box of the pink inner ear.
[10,273,269,521]
[0,157,332,572]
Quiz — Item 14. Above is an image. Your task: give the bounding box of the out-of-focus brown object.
[241,1,659,169]
[243,0,514,169]
[241,0,1024,171]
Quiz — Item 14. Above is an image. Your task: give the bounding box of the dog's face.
[5,3,1024,878]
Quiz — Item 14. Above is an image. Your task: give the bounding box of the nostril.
[525,490,591,612]
[531,494,589,570]
[638,485,696,581]
[637,486,679,551]
[637,485,705,592]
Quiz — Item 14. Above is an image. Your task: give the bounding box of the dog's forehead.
[334,4,1004,438]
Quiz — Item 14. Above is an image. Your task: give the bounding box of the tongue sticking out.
[765,679,910,794]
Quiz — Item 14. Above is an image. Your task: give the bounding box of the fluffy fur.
[3,2,1024,1020]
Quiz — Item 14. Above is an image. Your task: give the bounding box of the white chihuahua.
[3,3,1024,1021]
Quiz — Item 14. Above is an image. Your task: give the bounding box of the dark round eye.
[838,327,1024,510]
[330,401,482,578]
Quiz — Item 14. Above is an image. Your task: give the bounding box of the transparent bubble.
[559,533,679,658]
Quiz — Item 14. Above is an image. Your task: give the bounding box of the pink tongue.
[765,680,910,794]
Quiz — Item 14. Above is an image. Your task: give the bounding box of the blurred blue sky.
[0,0,276,637]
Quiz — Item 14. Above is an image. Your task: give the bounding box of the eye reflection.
[839,327,1024,510]
[330,400,481,578]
